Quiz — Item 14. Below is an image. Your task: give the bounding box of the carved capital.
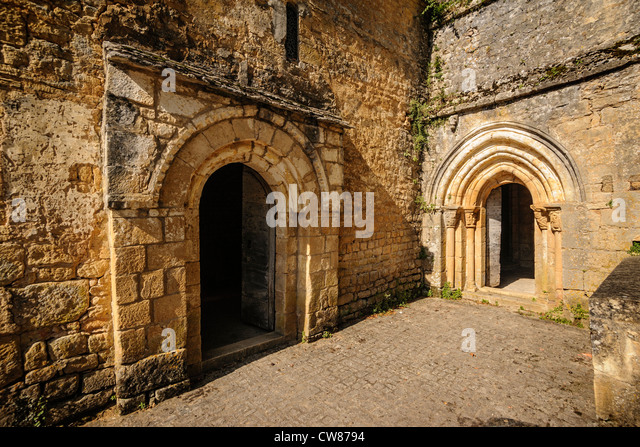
[443,207,460,228]
[464,208,479,228]
[548,208,562,232]
[530,205,550,231]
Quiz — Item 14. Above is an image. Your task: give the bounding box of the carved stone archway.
[427,122,585,306]
[102,43,347,412]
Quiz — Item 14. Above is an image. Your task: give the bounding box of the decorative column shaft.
[549,208,563,300]
[443,208,460,286]
[531,205,551,296]
[464,208,479,291]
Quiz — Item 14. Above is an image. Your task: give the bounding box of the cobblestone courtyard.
[86,297,597,427]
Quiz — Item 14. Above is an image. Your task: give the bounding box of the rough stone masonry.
[0,0,639,426]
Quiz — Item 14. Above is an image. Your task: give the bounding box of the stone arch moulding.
[426,122,585,308]
[102,43,348,413]
[153,107,332,208]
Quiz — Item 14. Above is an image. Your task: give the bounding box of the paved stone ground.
[85,297,597,427]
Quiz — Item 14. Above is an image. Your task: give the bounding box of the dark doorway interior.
[199,163,275,359]
[499,183,535,289]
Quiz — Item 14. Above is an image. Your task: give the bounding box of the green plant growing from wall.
[415,194,437,213]
[540,301,589,328]
[441,282,462,300]
[538,65,567,83]
[422,0,474,27]
[570,303,590,328]
[25,396,47,427]
[628,241,640,256]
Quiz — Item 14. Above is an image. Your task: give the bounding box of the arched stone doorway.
[427,122,585,308]
[103,49,346,411]
[199,163,276,360]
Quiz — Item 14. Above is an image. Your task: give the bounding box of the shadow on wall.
[338,134,424,324]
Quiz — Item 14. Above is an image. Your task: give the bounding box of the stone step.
[462,287,550,314]
[201,332,291,372]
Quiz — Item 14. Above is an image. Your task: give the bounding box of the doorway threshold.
[201,332,290,372]
[464,287,549,313]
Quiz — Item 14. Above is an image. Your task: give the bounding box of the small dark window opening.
[285,3,299,61]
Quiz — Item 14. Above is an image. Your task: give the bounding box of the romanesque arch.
[427,122,585,305]
[157,110,329,373]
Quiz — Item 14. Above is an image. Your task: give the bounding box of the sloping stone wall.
[590,256,640,426]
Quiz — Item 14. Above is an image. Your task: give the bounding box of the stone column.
[464,207,479,291]
[549,208,563,300]
[475,207,486,288]
[443,208,460,286]
[531,205,550,297]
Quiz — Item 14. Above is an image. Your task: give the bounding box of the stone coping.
[103,41,351,129]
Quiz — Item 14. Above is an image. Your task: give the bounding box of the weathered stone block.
[185,262,200,286]
[82,368,116,394]
[0,288,17,335]
[24,341,48,371]
[0,336,22,388]
[146,242,190,270]
[114,246,146,275]
[27,244,74,266]
[48,334,89,361]
[153,294,185,323]
[25,364,59,385]
[46,389,113,426]
[0,382,40,427]
[11,280,90,330]
[118,300,151,330]
[115,349,187,398]
[107,64,154,107]
[158,90,206,117]
[44,375,79,401]
[88,333,110,354]
[62,354,99,374]
[107,129,157,169]
[116,394,146,415]
[165,267,186,294]
[0,244,25,286]
[164,216,185,242]
[113,218,163,246]
[140,269,164,299]
[34,267,75,282]
[0,6,26,46]
[149,379,190,406]
[119,328,146,364]
[114,274,139,305]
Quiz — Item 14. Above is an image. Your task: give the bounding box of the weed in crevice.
[441,282,462,300]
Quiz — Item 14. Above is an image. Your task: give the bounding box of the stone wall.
[1,1,113,426]
[589,256,640,426]
[0,0,427,424]
[420,0,640,310]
